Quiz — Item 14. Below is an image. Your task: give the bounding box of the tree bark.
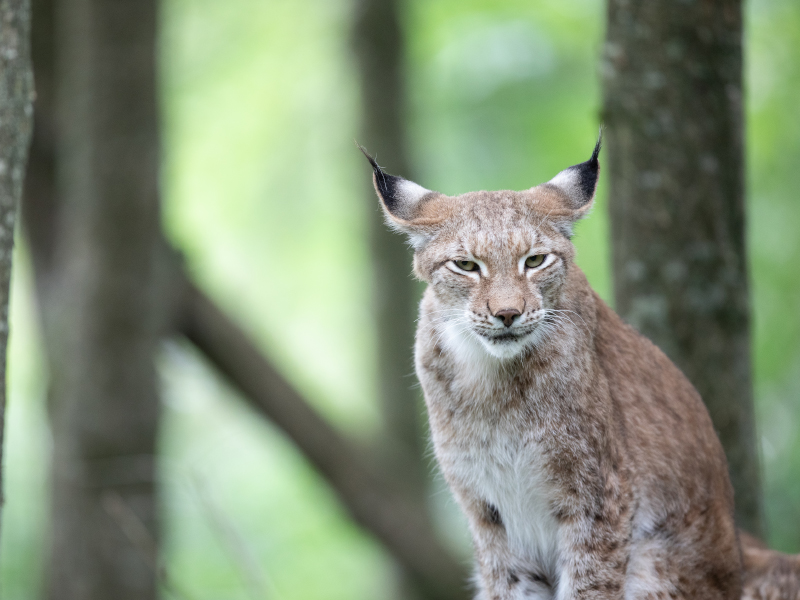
[351,0,425,492]
[0,0,34,543]
[40,0,163,597]
[602,0,763,536]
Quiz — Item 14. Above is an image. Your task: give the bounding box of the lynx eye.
[454,260,479,272]
[525,254,547,269]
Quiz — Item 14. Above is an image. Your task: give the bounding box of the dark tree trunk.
[23,0,56,289]
[603,0,763,536]
[34,0,164,597]
[351,0,425,492]
[0,0,34,542]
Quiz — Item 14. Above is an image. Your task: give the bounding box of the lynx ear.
[359,146,432,220]
[545,130,602,215]
[359,145,438,248]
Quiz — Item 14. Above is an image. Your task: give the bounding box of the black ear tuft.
[573,127,602,199]
[357,143,404,214]
[545,128,602,210]
[357,142,434,221]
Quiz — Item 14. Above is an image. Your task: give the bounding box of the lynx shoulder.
[362,136,765,600]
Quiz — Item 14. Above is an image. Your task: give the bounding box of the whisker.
[422,308,466,316]
[426,314,466,325]
[545,309,590,332]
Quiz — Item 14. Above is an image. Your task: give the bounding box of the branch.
[175,275,469,600]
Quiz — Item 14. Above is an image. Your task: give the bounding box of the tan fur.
[740,533,800,600]
[370,153,747,599]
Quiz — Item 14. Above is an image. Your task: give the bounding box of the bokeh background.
[3,0,799,597]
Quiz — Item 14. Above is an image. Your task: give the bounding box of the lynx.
[362,137,794,600]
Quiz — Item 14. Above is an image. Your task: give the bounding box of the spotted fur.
[366,140,744,599]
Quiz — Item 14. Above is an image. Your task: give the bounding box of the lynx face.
[363,138,600,360]
[413,196,576,359]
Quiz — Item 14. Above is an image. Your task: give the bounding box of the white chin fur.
[477,334,532,360]
[440,319,531,362]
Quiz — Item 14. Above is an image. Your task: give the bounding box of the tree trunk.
[0,0,34,543]
[40,0,163,597]
[23,0,56,291]
[602,0,763,536]
[351,0,426,492]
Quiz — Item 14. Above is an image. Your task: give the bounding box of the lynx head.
[363,135,600,360]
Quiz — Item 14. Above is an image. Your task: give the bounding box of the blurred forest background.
[2,0,800,598]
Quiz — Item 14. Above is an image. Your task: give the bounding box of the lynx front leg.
[459,495,553,600]
[554,514,629,600]
[467,499,518,600]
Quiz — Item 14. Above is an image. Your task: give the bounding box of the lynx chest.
[432,401,562,574]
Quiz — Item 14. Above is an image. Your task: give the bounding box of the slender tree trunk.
[37,0,163,597]
[351,0,426,493]
[0,0,34,543]
[23,0,56,290]
[603,0,763,536]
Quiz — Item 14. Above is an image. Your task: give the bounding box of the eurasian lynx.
[363,137,786,600]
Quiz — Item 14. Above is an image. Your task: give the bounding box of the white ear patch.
[396,178,432,206]
[547,167,587,207]
[543,133,602,213]
[548,167,579,191]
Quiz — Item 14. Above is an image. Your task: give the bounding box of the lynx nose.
[494,309,521,328]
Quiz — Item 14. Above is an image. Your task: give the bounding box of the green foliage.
[1,0,799,597]
[747,0,800,553]
[407,0,611,299]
